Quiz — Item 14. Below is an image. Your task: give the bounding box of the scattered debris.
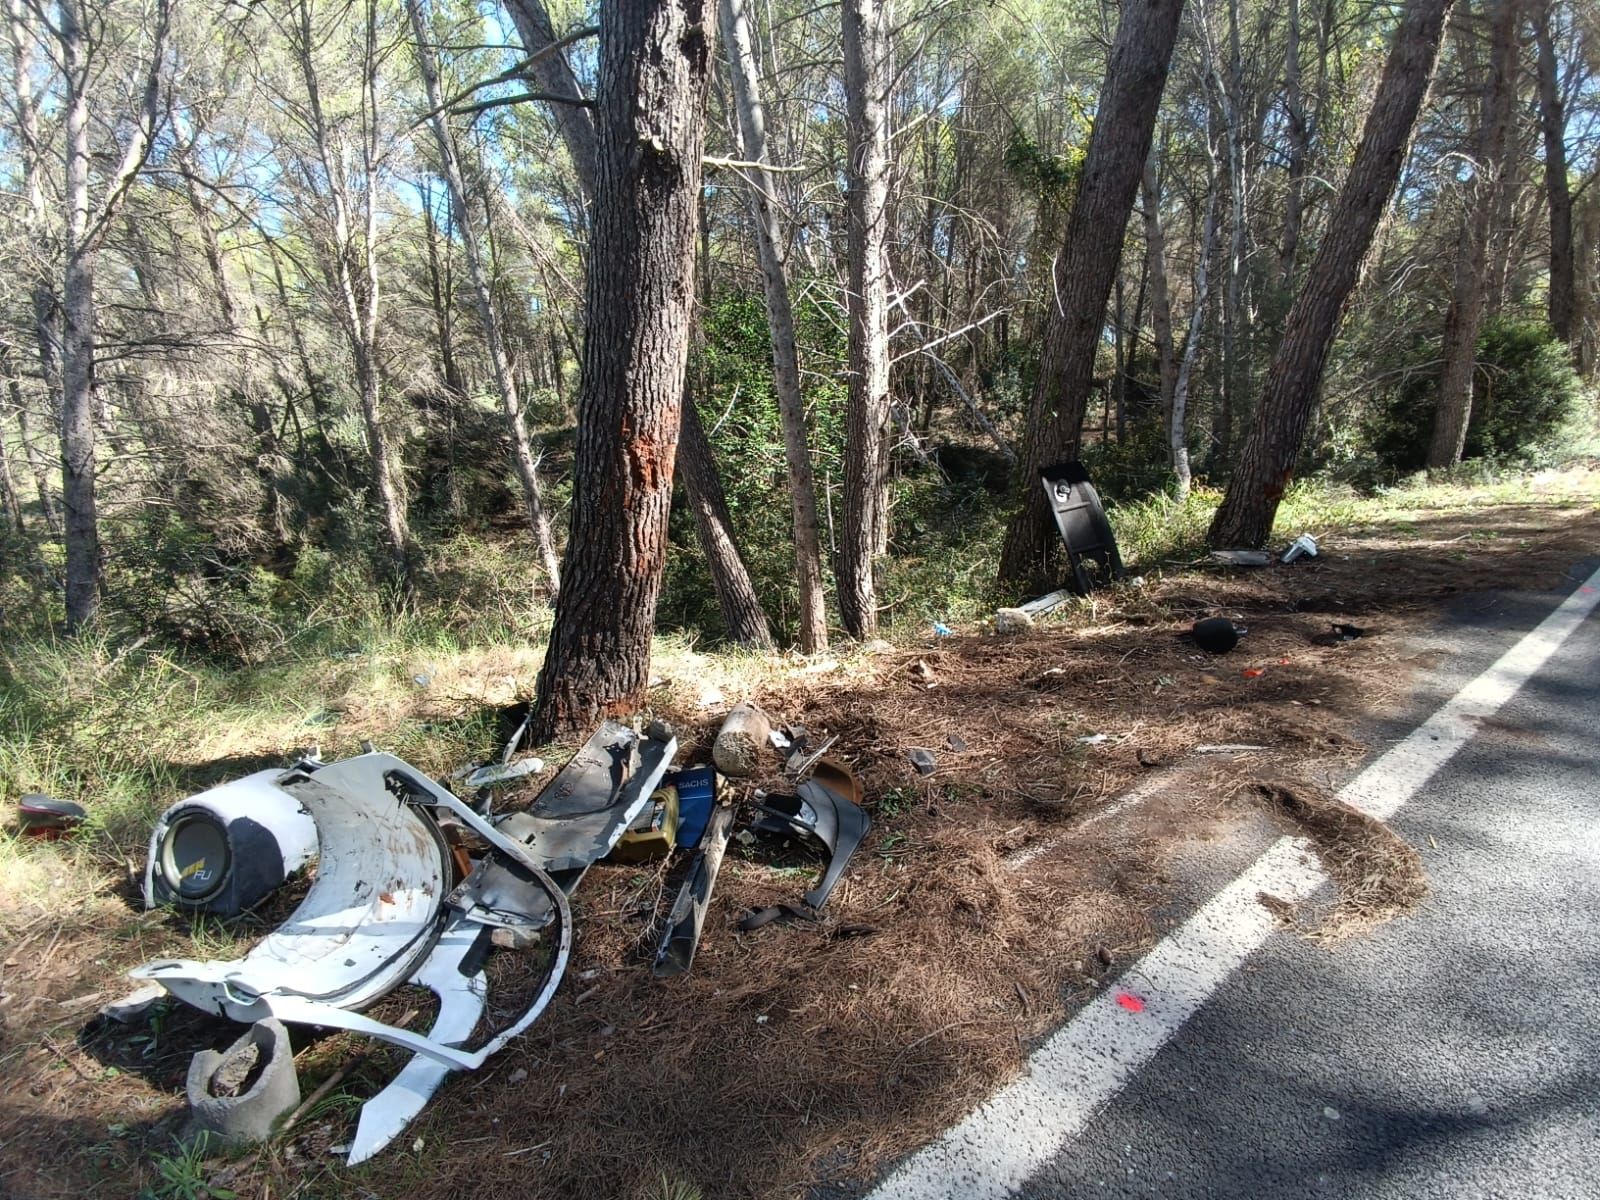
[1196,744,1269,754]
[932,622,954,637]
[465,758,544,789]
[186,1019,299,1147]
[1075,733,1110,746]
[1115,992,1145,1014]
[1040,460,1124,594]
[713,703,773,777]
[16,794,86,838]
[1281,534,1319,563]
[1242,667,1266,678]
[652,805,735,978]
[908,748,938,775]
[946,734,967,753]
[670,767,717,847]
[1019,589,1073,617]
[908,659,937,685]
[1311,622,1368,646]
[1209,549,1274,567]
[747,760,871,915]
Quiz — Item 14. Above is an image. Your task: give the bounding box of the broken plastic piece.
[749,761,871,911]
[671,767,717,848]
[1209,549,1274,567]
[1191,617,1246,655]
[143,770,319,917]
[1280,533,1319,563]
[465,758,543,789]
[17,794,86,838]
[652,804,735,978]
[908,748,937,774]
[186,1018,300,1147]
[1040,461,1123,595]
[1019,588,1073,617]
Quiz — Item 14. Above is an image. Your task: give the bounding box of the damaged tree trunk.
[837,0,895,639]
[509,0,771,635]
[719,0,829,653]
[1208,0,1456,548]
[529,0,714,741]
[996,0,1187,587]
[409,0,562,593]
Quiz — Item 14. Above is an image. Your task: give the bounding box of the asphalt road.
[1012,569,1600,1199]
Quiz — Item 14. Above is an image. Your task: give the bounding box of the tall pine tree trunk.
[997,0,1187,587]
[838,0,894,638]
[530,0,714,741]
[1141,155,1180,484]
[1208,0,1456,547]
[409,0,561,592]
[719,0,829,652]
[1533,0,1575,350]
[1427,0,1520,469]
[510,0,771,640]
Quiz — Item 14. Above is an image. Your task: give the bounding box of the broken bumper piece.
[132,752,574,1164]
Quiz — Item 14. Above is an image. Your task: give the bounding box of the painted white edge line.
[869,564,1600,1200]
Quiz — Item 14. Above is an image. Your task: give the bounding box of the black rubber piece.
[1040,461,1123,595]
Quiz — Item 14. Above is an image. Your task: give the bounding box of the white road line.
[869,565,1600,1200]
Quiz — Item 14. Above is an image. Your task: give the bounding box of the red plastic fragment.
[1242,667,1265,678]
[1116,992,1145,1013]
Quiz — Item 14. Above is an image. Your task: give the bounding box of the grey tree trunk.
[502,0,600,204]
[838,0,894,638]
[7,0,60,536]
[1208,0,1457,547]
[0,350,25,534]
[56,0,168,628]
[718,0,830,653]
[292,0,412,588]
[1427,0,1520,469]
[1140,155,1179,477]
[997,0,1187,586]
[1533,0,1575,349]
[1278,0,1310,288]
[530,0,714,741]
[409,0,562,593]
[1172,147,1224,500]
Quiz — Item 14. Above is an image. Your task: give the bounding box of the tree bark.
[1208,0,1457,548]
[1533,0,1574,348]
[410,0,562,592]
[56,0,169,629]
[1278,0,1311,288]
[1140,154,1179,460]
[676,393,774,649]
[0,350,25,534]
[996,0,1187,587]
[529,0,714,742]
[718,0,830,653]
[502,0,600,204]
[838,0,894,637]
[1427,0,1520,470]
[1173,146,1224,500]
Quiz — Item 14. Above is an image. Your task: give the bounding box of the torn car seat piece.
[1039,460,1123,595]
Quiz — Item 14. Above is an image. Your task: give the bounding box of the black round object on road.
[1193,617,1241,654]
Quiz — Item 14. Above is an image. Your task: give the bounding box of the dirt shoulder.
[1,486,1595,1200]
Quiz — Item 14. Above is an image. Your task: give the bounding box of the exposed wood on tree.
[529,0,715,741]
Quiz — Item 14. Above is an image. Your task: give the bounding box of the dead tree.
[996,0,1187,587]
[409,0,562,592]
[718,0,830,653]
[1208,0,1458,547]
[529,0,715,740]
[838,0,894,637]
[52,0,171,627]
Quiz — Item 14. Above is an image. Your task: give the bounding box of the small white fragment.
[1322,1106,1340,1121]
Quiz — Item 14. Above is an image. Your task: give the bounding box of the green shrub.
[1364,318,1582,474]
